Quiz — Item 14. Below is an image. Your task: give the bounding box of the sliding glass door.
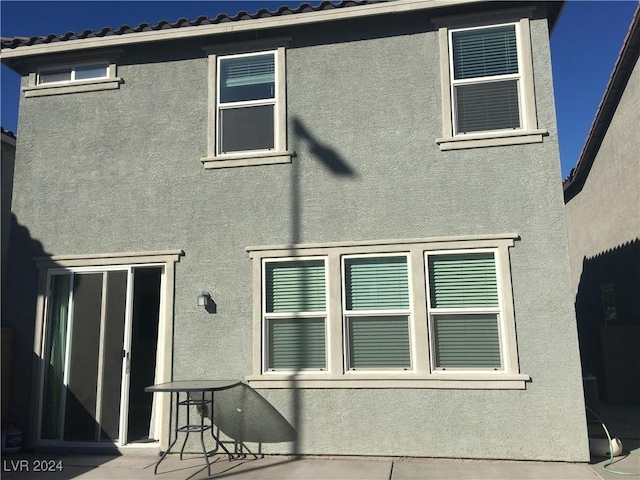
[39,266,161,446]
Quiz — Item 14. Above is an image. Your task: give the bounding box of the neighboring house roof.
[0,0,564,64]
[563,4,640,203]
[1,127,16,147]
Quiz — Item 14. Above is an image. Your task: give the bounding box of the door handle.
[126,351,130,374]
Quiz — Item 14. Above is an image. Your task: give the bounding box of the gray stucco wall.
[6,8,589,461]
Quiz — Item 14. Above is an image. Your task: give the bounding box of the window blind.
[455,80,520,133]
[268,318,326,370]
[345,257,409,310]
[429,253,498,308]
[452,25,518,80]
[348,316,410,368]
[221,54,274,87]
[266,260,326,313]
[433,314,501,368]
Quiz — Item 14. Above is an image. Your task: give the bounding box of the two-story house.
[1,0,589,461]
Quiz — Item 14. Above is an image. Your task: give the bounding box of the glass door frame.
[36,263,164,447]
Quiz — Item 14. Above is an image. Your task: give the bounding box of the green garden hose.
[587,406,640,476]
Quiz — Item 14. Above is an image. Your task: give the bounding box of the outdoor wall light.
[197,292,212,308]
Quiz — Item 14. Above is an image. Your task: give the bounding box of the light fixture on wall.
[197,292,212,308]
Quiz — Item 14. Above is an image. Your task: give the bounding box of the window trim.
[425,248,507,373]
[202,38,293,169]
[436,16,547,150]
[246,234,528,389]
[23,51,122,98]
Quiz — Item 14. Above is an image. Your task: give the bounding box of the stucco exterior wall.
[6,9,588,461]
[565,55,640,294]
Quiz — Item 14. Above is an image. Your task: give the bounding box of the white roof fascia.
[0,0,485,60]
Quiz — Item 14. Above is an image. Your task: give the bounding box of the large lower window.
[427,251,503,370]
[343,255,411,370]
[263,259,327,371]
[248,235,527,388]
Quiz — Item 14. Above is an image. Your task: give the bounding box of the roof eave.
[1,0,498,63]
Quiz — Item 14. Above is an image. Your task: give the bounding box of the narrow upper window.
[343,255,412,371]
[426,250,503,370]
[263,259,327,372]
[217,52,276,155]
[449,24,521,135]
[37,63,109,85]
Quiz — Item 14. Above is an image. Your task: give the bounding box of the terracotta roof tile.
[1,0,375,50]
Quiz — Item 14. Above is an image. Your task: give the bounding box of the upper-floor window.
[435,15,547,150]
[449,24,521,135]
[24,51,122,98]
[217,52,276,154]
[202,38,292,169]
[37,63,109,85]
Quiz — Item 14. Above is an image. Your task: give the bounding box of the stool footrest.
[177,425,212,433]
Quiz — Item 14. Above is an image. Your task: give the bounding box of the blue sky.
[0,1,637,178]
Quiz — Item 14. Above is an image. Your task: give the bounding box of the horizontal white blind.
[345,257,409,310]
[348,316,410,369]
[429,253,498,308]
[452,25,518,80]
[455,80,520,133]
[433,314,501,368]
[268,318,326,370]
[266,260,326,313]
[221,53,275,88]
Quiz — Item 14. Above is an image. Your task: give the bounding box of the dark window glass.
[220,105,274,153]
[455,80,520,133]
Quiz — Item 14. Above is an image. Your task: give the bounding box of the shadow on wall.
[207,384,296,455]
[575,238,640,405]
[3,214,53,442]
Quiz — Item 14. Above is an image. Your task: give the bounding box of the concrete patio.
[2,452,639,480]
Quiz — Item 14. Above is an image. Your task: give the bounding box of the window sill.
[245,373,530,389]
[201,151,293,169]
[23,77,123,98]
[436,129,548,151]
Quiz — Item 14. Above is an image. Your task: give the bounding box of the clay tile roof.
[1,126,16,140]
[1,0,375,50]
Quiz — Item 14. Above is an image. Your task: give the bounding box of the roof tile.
[1,0,376,50]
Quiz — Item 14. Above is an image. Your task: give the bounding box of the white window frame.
[216,51,278,156]
[37,62,110,86]
[262,256,329,374]
[23,50,122,98]
[246,234,528,389]
[449,23,523,136]
[202,38,293,169]
[425,248,506,374]
[435,13,547,150]
[342,253,414,373]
